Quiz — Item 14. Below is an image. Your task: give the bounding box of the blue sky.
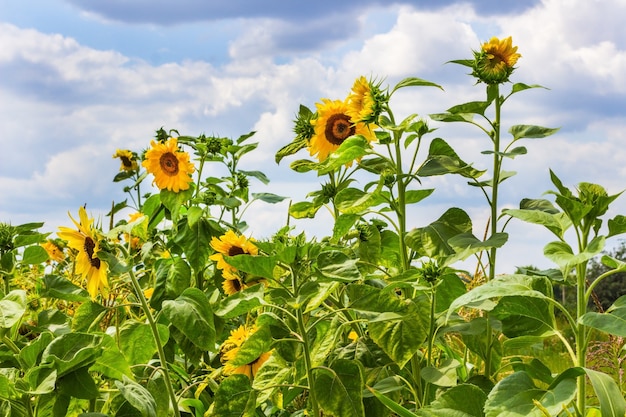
[2,0,626,272]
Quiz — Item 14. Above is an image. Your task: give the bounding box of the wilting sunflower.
[346,76,385,124]
[41,240,65,263]
[209,230,258,280]
[142,138,195,192]
[309,98,377,162]
[472,36,521,84]
[57,207,108,298]
[220,325,272,379]
[113,149,138,172]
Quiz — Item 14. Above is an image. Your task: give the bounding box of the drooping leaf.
[251,192,288,204]
[317,251,362,282]
[391,77,442,94]
[417,138,486,179]
[115,376,158,417]
[0,290,27,329]
[40,332,103,377]
[405,207,473,260]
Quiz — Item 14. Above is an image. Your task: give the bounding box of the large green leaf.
[174,217,215,274]
[417,383,487,416]
[213,374,256,417]
[584,368,626,417]
[447,232,508,264]
[71,300,108,332]
[544,236,605,276]
[115,376,158,417]
[150,257,191,310]
[161,288,215,351]
[447,275,552,321]
[335,186,386,215]
[41,275,90,302]
[40,332,103,377]
[22,245,49,265]
[417,138,485,179]
[0,290,27,329]
[215,283,265,319]
[503,198,572,239]
[318,135,371,174]
[159,187,193,224]
[226,325,272,367]
[484,371,576,417]
[118,321,169,366]
[405,207,473,260]
[580,300,626,337]
[252,354,293,404]
[317,251,362,282]
[391,77,442,94]
[347,285,429,367]
[92,334,133,380]
[312,359,365,417]
[56,366,99,400]
[223,254,278,280]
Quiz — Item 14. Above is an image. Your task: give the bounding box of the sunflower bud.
[472,36,521,84]
[0,223,16,253]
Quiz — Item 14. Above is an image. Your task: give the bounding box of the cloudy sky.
[2,0,626,273]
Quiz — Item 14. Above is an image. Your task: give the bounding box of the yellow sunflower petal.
[142,138,195,192]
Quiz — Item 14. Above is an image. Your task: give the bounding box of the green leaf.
[391,77,442,94]
[224,254,277,280]
[56,366,99,399]
[347,285,429,367]
[240,169,269,185]
[405,207,473,260]
[544,236,605,276]
[579,303,626,337]
[447,100,491,116]
[289,200,323,219]
[41,332,103,377]
[607,215,626,238]
[312,359,365,417]
[417,138,485,179]
[429,113,475,123]
[252,354,293,404]
[509,125,560,141]
[290,159,319,173]
[150,257,191,310]
[19,332,54,370]
[160,187,194,224]
[228,325,272,367]
[418,383,487,417]
[317,251,362,282]
[367,386,418,417]
[41,275,90,302]
[161,288,215,351]
[482,146,527,159]
[510,83,547,95]
[0,290,27,329]
[213,374,256,417]
[421,359,460,387]
[333,214,360,240]
[275,136,308,164]
[251,192,288,204]
[215,283,265,319]
[72,300,108,332]
[118,321,169,366]
[335,186,386,215]
[503,198,571,239]
[92,334,133,380]
[483,371,576,417]
[404,189,435,205]
[584,368,626,417]
[175,217,215,274]
[447,232,508,264]
[447,275,552,321]
[115,376,158,417]
[318,135,371,174]
[22,245,49,264]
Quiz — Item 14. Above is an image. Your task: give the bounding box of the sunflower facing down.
[472,36,521,84]
[309,98,377,162]
[209,230,258,280]
[220,325,272,379]
[57,207,108,298]
[142,138,195,192]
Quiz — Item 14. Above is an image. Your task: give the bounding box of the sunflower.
[472,36,521,84]
[222,277,246,295]
[220,325,272,379]
[346,76,385,124]
[57,207,108,298]
[113,149,138,172]
[142,138,195,192]
[209,230,258,280]
[309,98,377,162]
[41,240,65,263]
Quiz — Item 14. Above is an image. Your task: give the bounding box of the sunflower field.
[2,36,626,417]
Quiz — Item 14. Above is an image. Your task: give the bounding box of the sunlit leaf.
[162,288,215,351]
[584,368,626,417]
[313,359,365,417]
[509,125,559,141]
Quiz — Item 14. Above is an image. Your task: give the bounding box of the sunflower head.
[346,76,386,124]
[41,240,65,263]
[57,207,109,299]
[113,149,138,172]
[141,138,195,192]
[220,325,272,379]
[209,230,258,280]
[472,36,521,84]
[0,223,16,253]
[308,98,377,162]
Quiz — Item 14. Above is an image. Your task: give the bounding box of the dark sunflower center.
[232,279,242,292]
[121,155,133,168]
[228,246,245,256]
[84,237,101,269]
[325,114,355,145]
[159,152,179,176]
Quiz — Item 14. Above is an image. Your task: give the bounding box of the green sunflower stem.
[127,266,181,417]
[297,307,320,417]
[485,84,502,379]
